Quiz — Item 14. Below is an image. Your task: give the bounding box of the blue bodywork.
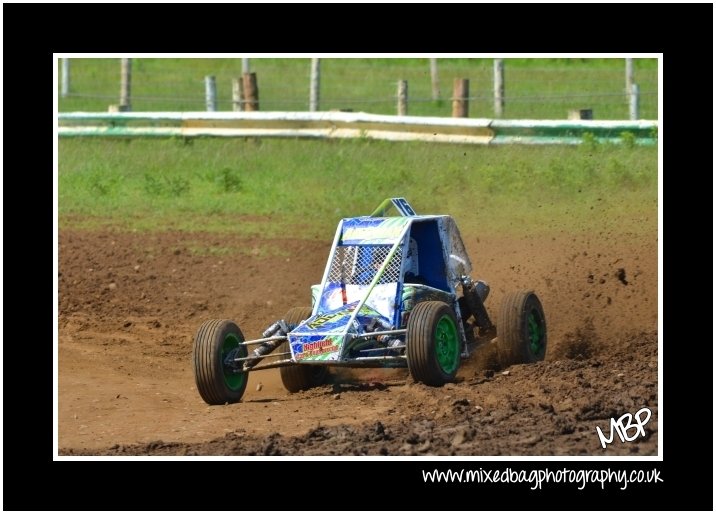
[286,198,472,364]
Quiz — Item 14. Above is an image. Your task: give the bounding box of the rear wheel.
[407,301,461,386]
[280,307,328,393]
[497,290,547,367]
[193,319,248,405]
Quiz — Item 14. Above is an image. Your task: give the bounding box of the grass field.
[58,137,657,240]
[58,57,658,120]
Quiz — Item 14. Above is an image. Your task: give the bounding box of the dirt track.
[58,225,658,456]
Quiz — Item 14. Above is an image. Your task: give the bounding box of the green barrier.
[490,120,657,145]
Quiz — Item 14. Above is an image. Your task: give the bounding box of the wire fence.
[58,58,658,120]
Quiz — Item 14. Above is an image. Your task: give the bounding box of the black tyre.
[193,319,248,405]
[279,307,328,393]
[497,290,547,367]
[406,301,461,386]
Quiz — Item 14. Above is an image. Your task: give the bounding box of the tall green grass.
[58,58,658,120]
[58,138,657,239]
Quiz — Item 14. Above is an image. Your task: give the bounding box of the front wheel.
[406,301,461,386]
[193,319,248,405]
[497,290,547,367]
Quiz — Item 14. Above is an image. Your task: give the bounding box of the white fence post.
[205,75,217,111]
[493,59,504,117]
[625,58,634,95]
[242,58,250,74]
[120,58,132,111]
[629,83,639,120]
[61,58,70,98]
[232,77,243,111]
[430,58,440,100]
[309,58,320,112]
[397,80,408,116]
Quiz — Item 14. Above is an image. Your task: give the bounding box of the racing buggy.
[192,198,547,405]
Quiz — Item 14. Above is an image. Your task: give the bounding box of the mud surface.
[58,226,658,456]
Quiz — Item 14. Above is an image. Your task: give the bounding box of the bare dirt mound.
[58,226,657,456]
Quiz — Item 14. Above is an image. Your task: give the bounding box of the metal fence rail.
[58,111,657,145]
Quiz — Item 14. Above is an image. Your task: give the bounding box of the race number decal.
[391,197,416,216]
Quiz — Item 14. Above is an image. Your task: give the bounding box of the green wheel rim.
[435,314,459,374]
[527,310,544,355]
[221,333,246,391]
